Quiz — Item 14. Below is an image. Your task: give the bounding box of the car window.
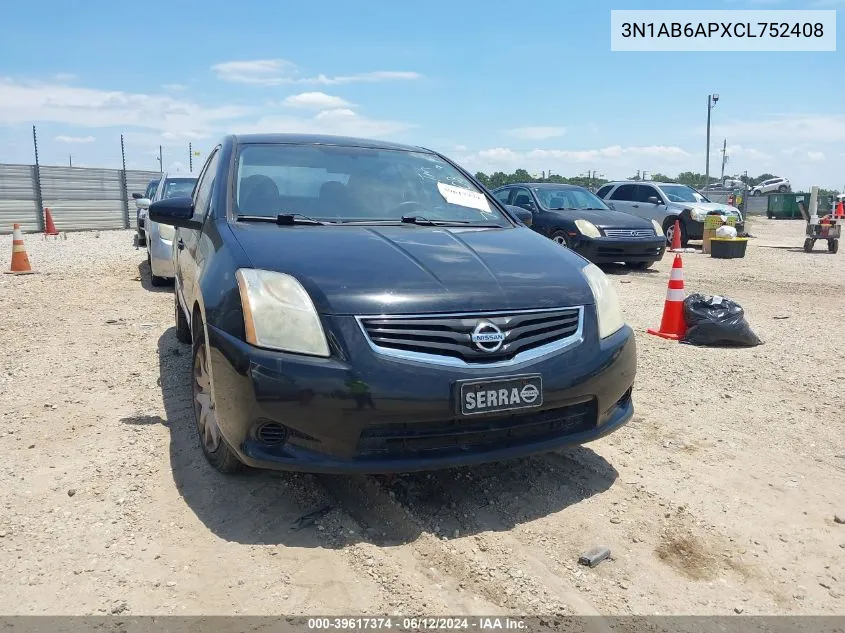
[193,149,220,221]
[493,188,512,205]
[162,178,197,200]
[610,184,636,201]
[511,188,533,209]
[657,184,710,203]
[633,185,660,203]
[234,144,506,225]
[144,181,159,199]
[595,184,613,199]
[534,187,609,210]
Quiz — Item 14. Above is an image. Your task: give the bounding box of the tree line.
[473,169,840,197]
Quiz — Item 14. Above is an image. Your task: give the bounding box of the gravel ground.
[0,219,843,616]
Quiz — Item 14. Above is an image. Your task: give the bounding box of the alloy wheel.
[192,343,221,453]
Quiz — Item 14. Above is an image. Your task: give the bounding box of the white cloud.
[711,114,845,144]
[473,144,690,166]
[283,91,353,110]
[54,73,76,82]
[231,107,414,139]
[0,78,254,138]
[725,144,771,162]
[161,83,188,91]
[211,59,422,86]
[505,126,567,141]
[55,135,95,143]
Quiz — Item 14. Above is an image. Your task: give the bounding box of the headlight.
[159,224,175,240]
[575,219,601,238]
[581,263,625,339]
[235,269,330,357]
[651,219,664,236]
[689,208,707,222]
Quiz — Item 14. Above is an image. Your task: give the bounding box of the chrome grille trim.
[355,306,584,368]
[602,228,657,239]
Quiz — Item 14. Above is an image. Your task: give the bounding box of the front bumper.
[206,307,637,474]
[573,236,666,264]
[148,230,175,278]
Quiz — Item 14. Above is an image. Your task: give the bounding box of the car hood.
[550,208,655,230]
[228,223,596,316]
[685,202,742,217]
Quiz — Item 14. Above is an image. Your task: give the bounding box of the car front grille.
[357,307,582,365]
[357,400,597,458]
[602,228,656,239]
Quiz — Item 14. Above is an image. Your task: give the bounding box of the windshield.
[162,178,197,199]
[534,187,610,211]
[659,184,710,203]
[234,144,506,225]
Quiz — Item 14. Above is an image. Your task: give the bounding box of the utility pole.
[157,145,163,173]
[69,155,72,168]
[189,142,193,172]
[720,138,728,182]
[705,93,720,186]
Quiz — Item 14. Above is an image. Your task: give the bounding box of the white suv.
[751,177,790,196]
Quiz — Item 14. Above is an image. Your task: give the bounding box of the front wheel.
[753,190,761,197]
[663,217,688,248]
[192,320,242,474]
[550,230,571,248]
[778,185,788,193]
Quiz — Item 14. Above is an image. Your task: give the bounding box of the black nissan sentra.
[149,134,637,474]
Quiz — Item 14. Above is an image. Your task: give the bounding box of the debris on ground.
[578,547,611,568]
[291,505,333,531]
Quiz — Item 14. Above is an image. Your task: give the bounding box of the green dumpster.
[767,193,832,219]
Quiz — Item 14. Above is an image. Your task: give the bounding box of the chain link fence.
[0,163,160,234]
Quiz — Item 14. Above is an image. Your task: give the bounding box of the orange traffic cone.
[44,208,59,237]
[5,224,35,275]
[669,219,682,251]
[647,253,687,340]
[834,200,845,220]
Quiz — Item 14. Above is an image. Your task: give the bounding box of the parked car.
[751,177,790,196]
[148,134,637,474]
[596,181,744,248]
[492,183,666,269]
[142,172,197,286]
[132,179,159,245]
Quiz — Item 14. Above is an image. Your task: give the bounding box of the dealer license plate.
[457,375,543,416]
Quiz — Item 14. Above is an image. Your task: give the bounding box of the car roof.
[159,172,197,180]
[603,181,680,187]
[231,133,429,154]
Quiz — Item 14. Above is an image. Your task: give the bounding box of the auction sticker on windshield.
[437,182,491,213]
[457,375,543,416]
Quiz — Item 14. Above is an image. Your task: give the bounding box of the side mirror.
[135,197,151,210]
[149,196,202,229]
[132,192,143,200]
[506,205,533,228]
[647,196,662,205]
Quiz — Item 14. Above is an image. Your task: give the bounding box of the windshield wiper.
[400,215,502,227]
[237,214,331,225]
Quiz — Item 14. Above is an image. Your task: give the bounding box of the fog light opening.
[256,421,287,445]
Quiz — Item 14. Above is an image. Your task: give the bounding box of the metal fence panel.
[126,171,161,229]
[0,164,39,232]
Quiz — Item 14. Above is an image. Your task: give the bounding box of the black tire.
[137,231,146,246]
[550,230,571,248]
[148,250,169,287]
[663,217,688,248]
[175,292,191,344]
[804,238,814,253]
[753,190,761,197]
[191,317,242,474]
[626,260,656,270]
[829,239,839,254]
[778,185,788,193]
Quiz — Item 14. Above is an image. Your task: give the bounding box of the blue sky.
[0,0,843,189]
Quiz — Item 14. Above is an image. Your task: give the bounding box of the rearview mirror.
[647,196,662,205]
[132,192,143,200]
[135,197,151,210]
[506,205,533,228]
[149,196,202,229]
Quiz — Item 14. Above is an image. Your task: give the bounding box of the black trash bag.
[681,293,763,347]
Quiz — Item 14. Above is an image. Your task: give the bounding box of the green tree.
[474,172,490,187]
[649,173,675,183]
[675,171,706,188]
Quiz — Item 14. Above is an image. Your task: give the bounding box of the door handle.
[177,238,185,250]
[632,204,640,208]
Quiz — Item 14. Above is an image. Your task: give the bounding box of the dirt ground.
[0,218,843,617]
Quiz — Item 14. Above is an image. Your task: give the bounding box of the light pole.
[705,93,719,186]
